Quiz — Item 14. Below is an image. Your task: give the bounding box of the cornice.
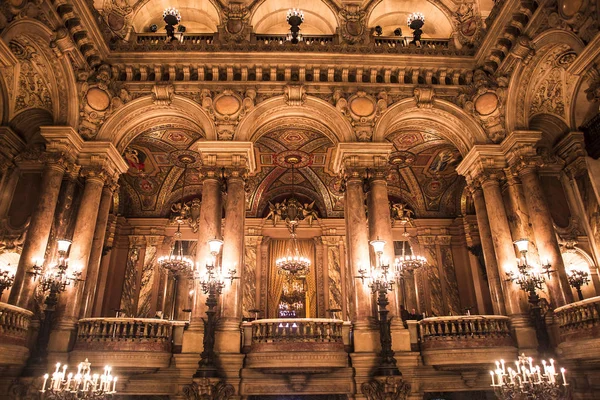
[568,32,600,76]
[71,0,110,60]
[475,0,520,65]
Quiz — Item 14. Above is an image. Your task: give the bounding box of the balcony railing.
[73,318,187,370]
[243,318,350,372]
[555,296,600,344]
[136,32,215,45]
[418,315,516,368]
[0,302,33,346]
[374,36,450,49]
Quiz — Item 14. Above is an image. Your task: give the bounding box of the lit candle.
[515,361,520,374]
[112,377,118,393]
[490,371,495,386]
[55,363,61,374]
[501,359,505,373]
[42,374,49,392]
[560,368,567,385]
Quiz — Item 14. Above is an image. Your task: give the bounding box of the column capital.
[0,126,26,163]
[331,142,393,174]
[40,126,84,162]
[500,130,542,165]
[456,144,506,184]
[78,141,129,181]
[192,141,256,173]
[555,131,587,178]
[417,235,436,247]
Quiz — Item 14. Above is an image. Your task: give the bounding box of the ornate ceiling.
[119,123,465,219]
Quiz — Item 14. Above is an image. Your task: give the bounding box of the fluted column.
[345,169,374,325]
[516,163,574,307]
[80,181,117,318]
[9,155,69,309]
[366,170,410,350]
[190,170,222,329]
[219,168,246,323]
[470,184,506,315]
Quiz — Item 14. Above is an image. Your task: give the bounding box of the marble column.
[190,171,222,326]
[517,164,574,307]
[470,184,506,315]
[366,171,410,350]
[220,169,245,322]
[0,162,19,219]
[9,155,68,309]
[344,168,379,354]
[504,172,540,262]
[57,169,106,324]
[479,175,527,314]
[80,181,116,318]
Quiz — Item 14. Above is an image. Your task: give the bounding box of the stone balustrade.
[0,302,34,375]
[418,315,517,369]
[243,318,350,373]
[72,318,187,370]
[555,296,600,363]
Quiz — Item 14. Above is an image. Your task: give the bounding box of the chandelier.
[158,152,198,275]
[31,240,82,303]
[276,159,311,278]
[357,239,395,293]
[195,238,237,295]
[506,239,553,293]
[163,7,181,24]
[286,8,304,44]
[41,359,117,398]
[407,12,425,29]
[491,353,568,399]
[0,264,14,297]
[395,218,426,274]
[567,269,589,301]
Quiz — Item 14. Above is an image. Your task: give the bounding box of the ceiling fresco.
[120,126,205,217]
[386,131,464,217]
[247,128,342,219]
[118,124,465,220]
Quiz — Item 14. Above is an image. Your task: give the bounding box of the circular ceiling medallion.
[86,87,111,111]
[214,95,241,115]
[135,176,159,195]
[474,92,499,116]
[274,150,312,168]
[349,97,375,117]
[389,151,416,167]
[169,150,202,168]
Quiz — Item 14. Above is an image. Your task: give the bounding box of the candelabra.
[29,240,82,366]
[356,238,400,377]
[506,239,553,352]
[407,12,425,46]
[41,359,117,399]
[567,269,590,301]
[193,239,237,378]
[0,265,15,297]
[163,6,181,40]
[286,8,304,44]
[491,353,569,400]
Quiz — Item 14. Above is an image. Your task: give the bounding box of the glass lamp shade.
[208,238,223,255]
[514,239,529,253]
[370,239,386,254]
[57,240,72,253]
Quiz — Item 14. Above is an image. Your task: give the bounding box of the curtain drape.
[267,239,316,318]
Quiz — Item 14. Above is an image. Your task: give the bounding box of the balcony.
[555,296,600,363]
[242,318,351,373]
[0,302,34,375]
[71,318,187,371]
[419,316,517,369]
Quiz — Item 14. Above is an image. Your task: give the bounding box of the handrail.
[554,296,600,339]
[250,318,345,344]
[419,315,512,341]
[76,317,176,343]
[0,302,33,342]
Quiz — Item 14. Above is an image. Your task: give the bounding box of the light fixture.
[163,7,181,24]
[491,354,568,399]
[394,215,426,275]
[506,238,554,351]
[158,153,196,275]
[276,159,311,279]
[407,12,425,28]
[41,359,117,397]
[355,240,400,377]
[194,240,237,378]
[374,26,383,36]
[0,265,14,297]
[286,8,304,44]
[567,269,590,301]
